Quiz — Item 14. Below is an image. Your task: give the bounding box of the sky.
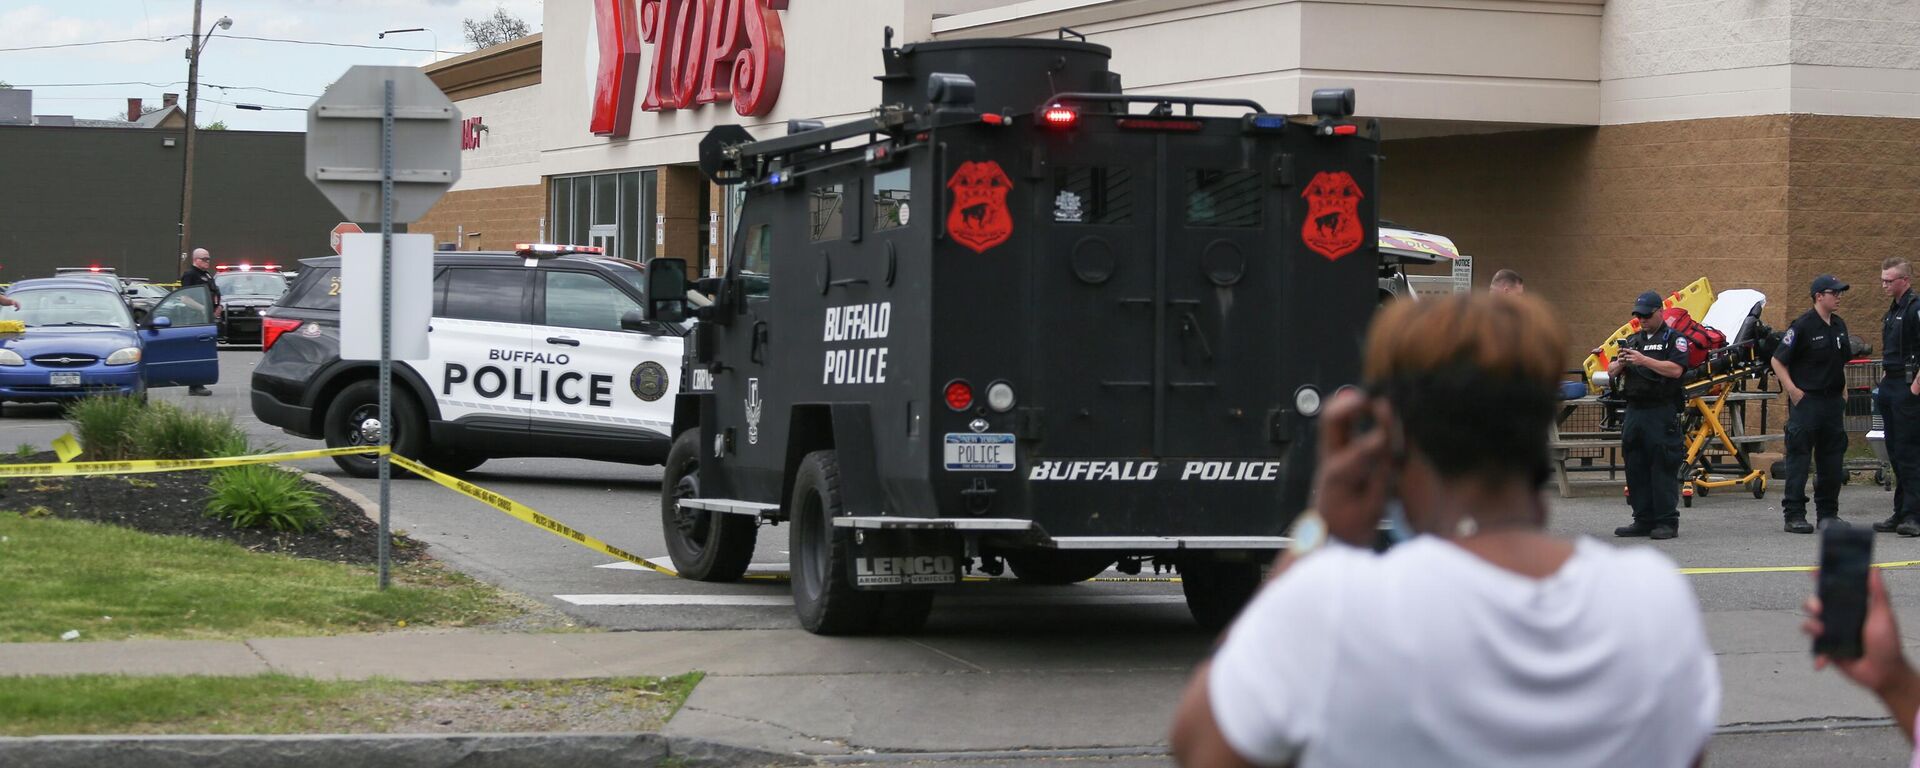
[0,0,544,132]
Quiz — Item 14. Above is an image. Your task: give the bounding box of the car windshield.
[216,273,287,296]
[127,283,169,299]
[55,273,121,290]
[4,289,134,329]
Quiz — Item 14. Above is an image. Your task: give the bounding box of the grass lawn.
[0,513,521,643]
[0,673,704,736]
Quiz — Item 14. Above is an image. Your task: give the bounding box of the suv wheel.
[323,379,427,479]
[660,430,756,581]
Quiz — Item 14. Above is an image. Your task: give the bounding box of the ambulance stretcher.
[1584,282,1780,506]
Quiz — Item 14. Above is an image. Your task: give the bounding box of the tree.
[0,81,11,89]
[462,6,532,50]
[202,120,228,131]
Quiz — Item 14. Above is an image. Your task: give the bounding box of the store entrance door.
[588,224,616,255]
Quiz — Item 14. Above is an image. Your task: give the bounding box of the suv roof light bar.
[514,243,605,257]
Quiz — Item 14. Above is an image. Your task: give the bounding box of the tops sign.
[591,0,789,138]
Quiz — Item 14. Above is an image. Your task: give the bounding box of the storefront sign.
[592,0,788,137]
[461,116,485,151]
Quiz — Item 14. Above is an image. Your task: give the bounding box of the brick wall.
[1382,116,1793,361]
[1787,115,1920,319]
[659,166,706,271]
[411,183,546,252]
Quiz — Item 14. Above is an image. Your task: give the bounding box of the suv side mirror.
[645,258,689,323]
[619,309,649,332]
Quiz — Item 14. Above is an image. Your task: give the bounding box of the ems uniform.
[1617,322,1690,538]
[1877,287,1920,535]
[1775,308,1849,529]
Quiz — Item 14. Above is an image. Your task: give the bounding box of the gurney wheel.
[1749,477,1766,499]
[1695,483,1709,497]
[1682,493,1693,508]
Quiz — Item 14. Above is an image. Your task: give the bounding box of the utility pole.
[177,0,203,274]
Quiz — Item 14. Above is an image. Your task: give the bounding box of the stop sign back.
[330,222,364,255]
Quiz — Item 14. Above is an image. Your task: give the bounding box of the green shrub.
[14,443,35,459]
[205,465,325,533]
[64,396,147,461]
[132,404,249,461]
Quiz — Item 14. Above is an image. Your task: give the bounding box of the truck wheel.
[1181,559,1263,633]
[661,430,755,582]
[1005,552,1113,585]
[789,450,933,634]
[323,380,426,479]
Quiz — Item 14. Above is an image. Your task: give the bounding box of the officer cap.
[1811,274,1850,295]
[1632,291,1662,316]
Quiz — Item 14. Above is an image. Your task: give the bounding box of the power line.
[0,35,183,53]
[5,81,317,99]
[210,33,464,55]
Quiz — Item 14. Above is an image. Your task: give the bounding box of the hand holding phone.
[1312,389,1397,547]
[1815,525,1874,660]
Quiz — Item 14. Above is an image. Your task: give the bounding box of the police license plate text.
[944,433,1015,471]
[50,373,81,387]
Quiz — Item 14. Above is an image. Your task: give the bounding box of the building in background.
[0,89,343,281]
[412,0,1920,350]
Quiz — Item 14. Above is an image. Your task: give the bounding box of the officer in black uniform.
[1611,291,1691,540]
[1876,258,1920,536]
[1772,275,1851,533]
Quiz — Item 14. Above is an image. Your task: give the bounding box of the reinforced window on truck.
[742,223,773,298]
[543,272,641,333]
[1185,169,1262,228]
[1054,166,1134,225]
[873,168,911,232]
[441,268,527,324]
[809,183,844,242]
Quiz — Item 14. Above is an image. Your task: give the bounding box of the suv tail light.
[261,316,303,351]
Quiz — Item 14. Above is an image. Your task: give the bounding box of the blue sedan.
[0,278,219,407]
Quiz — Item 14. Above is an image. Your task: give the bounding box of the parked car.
[0,278,219,411]
[213,270,290,345]
[51,267,124,293]
[251,245,686,477]
[122,281,170,323]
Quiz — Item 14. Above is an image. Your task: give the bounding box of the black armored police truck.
[634,33,1381,635]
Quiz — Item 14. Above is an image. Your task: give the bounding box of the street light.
[378,28,440,63]
[176,5,234,272]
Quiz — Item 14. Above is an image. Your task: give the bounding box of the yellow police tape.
[7,445,1915,582]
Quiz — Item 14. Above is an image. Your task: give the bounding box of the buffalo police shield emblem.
[946,161,1014,254]
[1300,171,1364,261]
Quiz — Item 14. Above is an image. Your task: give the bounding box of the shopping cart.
[1845,359,1893,490]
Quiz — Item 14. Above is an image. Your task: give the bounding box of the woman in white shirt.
[1170,293,1719,768]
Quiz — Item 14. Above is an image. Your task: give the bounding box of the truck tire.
[1181,559,1263,633]
[789,450,933,634]
[1004,552,1113,585]
[324,380,426,479]
[661,430,756,582]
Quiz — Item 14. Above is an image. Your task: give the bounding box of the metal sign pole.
[377,78,395,591]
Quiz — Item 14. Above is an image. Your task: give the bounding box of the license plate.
[50,372,81,387]
[944,433,1016,471]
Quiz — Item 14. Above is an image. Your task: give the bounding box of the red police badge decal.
[946,161,1014,253]
[1301,171,1364,261]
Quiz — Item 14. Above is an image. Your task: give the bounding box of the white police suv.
[250,245,687,477]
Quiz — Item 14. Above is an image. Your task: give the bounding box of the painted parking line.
[554,593,1189,607]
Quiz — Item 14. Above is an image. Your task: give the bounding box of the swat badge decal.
[946,160,1014,253]
[630,361,669,402]
[1301,170,1365,261]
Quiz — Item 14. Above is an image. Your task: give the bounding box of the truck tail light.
[1040,105,1078,129]
[261,316,303,351]
[944,379,974,411]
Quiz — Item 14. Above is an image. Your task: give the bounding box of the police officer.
[1875,258,1920,536]
[1773,275,1851,533]
[1611,291,1690,540]
[178,248,220,397]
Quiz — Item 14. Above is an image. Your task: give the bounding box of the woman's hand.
[1803,569,1912,694]
[1313,388,1394,546]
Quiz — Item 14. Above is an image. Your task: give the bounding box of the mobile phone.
[1815,525,1874,659]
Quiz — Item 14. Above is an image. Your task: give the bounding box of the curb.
[0,733,812,768]
[295,469,380,523]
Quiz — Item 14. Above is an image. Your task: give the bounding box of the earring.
[1453,516,1479,538]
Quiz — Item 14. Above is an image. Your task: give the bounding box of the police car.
[250,244,687,477]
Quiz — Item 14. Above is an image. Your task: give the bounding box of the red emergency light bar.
[215,263,281,272]
[514,243,605,257]
[1116,118,1205,132]
[1040,105,1078,129]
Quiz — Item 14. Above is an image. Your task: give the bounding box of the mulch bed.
[0,451,423,566]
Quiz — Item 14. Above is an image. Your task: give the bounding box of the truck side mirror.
[645,258,689,323]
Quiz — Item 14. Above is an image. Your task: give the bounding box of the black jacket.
[180,266,221,306]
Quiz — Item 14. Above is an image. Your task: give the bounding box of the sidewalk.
[0,620,1902,757]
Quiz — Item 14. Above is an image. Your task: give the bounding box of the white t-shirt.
[1209,536,1719,768]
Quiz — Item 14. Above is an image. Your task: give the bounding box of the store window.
[873,168,911,231]
[550,169,657,263]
